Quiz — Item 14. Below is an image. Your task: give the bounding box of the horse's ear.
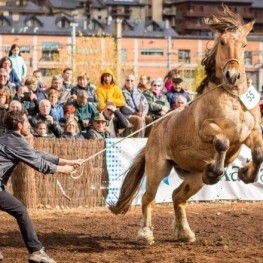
[243,20,255,35]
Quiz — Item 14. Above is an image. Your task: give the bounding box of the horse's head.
[204,6,254,87]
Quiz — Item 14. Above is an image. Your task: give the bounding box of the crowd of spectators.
[0,44,193,141]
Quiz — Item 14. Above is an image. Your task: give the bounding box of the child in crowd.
[33,121,54,138]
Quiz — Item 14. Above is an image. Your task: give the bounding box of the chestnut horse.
[109,6,263,244]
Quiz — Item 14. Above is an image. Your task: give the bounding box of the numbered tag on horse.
[239,86,260,110]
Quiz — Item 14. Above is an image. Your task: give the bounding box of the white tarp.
[105,139,263,205]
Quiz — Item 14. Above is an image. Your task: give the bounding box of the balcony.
[163,9,175,16]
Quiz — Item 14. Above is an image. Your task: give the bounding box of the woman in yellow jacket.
[96,68,125,111]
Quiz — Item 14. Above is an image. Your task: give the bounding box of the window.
[141,49,163,56]
[20,45,30,54]
[42,42,59,61]
[57,18,70,29]
[178,49,190,63]
[26,18,41,28]
[244,51,252,66]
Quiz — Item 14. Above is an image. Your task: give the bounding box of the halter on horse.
[109,6,262,245]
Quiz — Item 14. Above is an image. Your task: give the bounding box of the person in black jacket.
[0,109,80,262]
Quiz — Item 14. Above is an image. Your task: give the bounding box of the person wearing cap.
[166,77,191,110]
[84,112,111,140]
[144,78,170,120]
[96,68,125,111]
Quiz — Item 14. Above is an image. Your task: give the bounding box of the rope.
[58,82,223,199]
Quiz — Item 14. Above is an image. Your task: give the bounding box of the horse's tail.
[109,147,146,215]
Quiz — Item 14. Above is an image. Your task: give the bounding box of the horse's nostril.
[237,73,240,79]
[226,71,230,79]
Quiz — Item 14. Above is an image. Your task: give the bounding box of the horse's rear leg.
[173,172,204,242]
[136,160,173,245]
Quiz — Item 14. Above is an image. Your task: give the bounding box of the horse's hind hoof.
[136,227,155,245]
[203,164,223,185]
[238,167,258,184]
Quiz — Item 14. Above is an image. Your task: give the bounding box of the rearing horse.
[109,6,263,244]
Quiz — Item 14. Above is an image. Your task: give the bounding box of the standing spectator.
[8,44,27,82]
[0,56,21,89]
[71,72,99,108]
[166,77,191,109]
[0,91,10,135]
[62,67,74,91]
[0,109,80,263]
[102,102,129,138]
[33,69,48,92]
[71,90,98,133]
[48,89,64,122]
[60,118,83,139]
[31,99,63,137]
[121,74,152,137]
[96,68,125,111]
[144,79,170,120]
[0,68,17,96]
[84,112,110,140]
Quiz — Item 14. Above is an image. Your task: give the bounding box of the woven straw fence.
[7,137,107,209]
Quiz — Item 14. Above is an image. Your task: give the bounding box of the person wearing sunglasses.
[143,78,170,120]
[120,74,152,137]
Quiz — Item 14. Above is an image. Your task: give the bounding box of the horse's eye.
[243,43,247,48]
[220,40,225,45]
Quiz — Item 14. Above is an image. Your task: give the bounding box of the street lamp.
[70,22,78,71]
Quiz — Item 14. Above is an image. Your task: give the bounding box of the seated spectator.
[71,90,97,133]
[31,99,63,137]
[71,72,99,108]
[137,75,150,93]
[144,79,170,120]
[0,91,10,135]
[121,74,152,137]
[173,95,188,112]
[0,68,17,96]
[33,121,54,138]
[96,68,125,111]
[33,69,48,92]
[48,89,64,122]
[9,100,22,111]
[84,112,111,140]
[166,78,191,109]
[163,68,181,93]
[0,56,21,89]
[13,85,38,118]
[60,118,83,139]
[25,76,46,102]
[59,104,78,130]
[102,102,129,138]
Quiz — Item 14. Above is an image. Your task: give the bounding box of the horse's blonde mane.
[196,6,246,95]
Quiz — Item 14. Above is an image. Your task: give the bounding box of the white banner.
[105,139,263,205]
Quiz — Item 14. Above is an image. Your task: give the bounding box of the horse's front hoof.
[203,163,224,185]
[238,167,258,184]
[136,227,155,245]
[175,229,196,243]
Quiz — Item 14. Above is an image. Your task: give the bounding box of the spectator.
[84,112,111,140]
[96,68,125,111]
[137,74,150,93]
[0,109,79,263]
[31,99,63,137]
[174,95,188,112]
[9,100,22,111]
[163,68,181,93]
[60,118,83,139]
[144,79,170,120]
[26,75,46,102]
[121,74,152,137]
[0,68,17,96]
[0,91,10,135]
[13,85,38,118]
[71,72,99,108]
[102,102,129,138]
[166,77,191,109]
[8,44,27,82]
[247,77,255,89]
[0,56,21,89]
[33,69,48,92]
[48,89,64,122]
[71,90,97,133]
[33,121,54,138]
[62,67,74,91]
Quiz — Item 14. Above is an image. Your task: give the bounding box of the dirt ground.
[0,202,262,263]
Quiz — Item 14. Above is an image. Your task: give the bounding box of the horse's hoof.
[203,164,223,185]
[175,230,196,243]
[136,227,155,245]
[238,167,258,184]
